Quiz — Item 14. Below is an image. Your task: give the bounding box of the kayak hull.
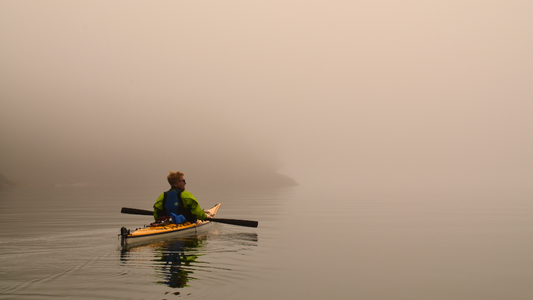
[120,203,221,247]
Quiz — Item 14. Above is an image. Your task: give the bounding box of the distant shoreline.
[0,173,16,189]
[0,171,298,189]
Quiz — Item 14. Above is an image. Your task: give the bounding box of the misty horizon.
[1,1,532,189]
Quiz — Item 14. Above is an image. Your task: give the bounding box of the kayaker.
[153,171,209,224]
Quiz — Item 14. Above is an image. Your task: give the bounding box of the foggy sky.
[1,1,532,188]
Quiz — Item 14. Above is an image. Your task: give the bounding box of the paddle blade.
[121,207,154,216]
[210,218,258,228]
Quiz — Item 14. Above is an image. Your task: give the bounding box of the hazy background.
[1,0,532,189]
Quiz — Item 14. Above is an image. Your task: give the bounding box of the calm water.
[1,184,532,299]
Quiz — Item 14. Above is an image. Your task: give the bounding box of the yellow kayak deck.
[121,203,221,246]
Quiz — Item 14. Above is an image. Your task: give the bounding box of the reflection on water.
[120,230,259,289]
[156,239,201,288]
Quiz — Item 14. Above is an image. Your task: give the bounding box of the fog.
[1,1,532,189]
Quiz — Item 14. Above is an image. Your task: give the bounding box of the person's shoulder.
[181,190,196,199]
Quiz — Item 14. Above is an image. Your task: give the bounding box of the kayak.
[120,203,222,247]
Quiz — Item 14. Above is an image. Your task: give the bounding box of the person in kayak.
[153,171,209,224]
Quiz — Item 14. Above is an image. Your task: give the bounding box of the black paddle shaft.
[120,207,258,228]
[121,207,153,216]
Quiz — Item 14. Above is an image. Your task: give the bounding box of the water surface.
[1,185,532,299]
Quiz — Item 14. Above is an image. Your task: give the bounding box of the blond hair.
[167,171,184,186]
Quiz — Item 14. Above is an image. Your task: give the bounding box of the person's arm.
[153,193,165,220]
[181,191,207,220]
